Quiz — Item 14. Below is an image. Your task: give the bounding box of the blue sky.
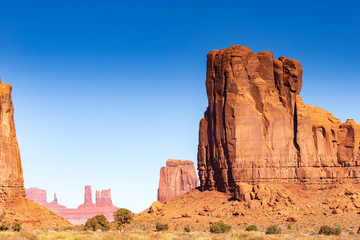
[0,0,359,212]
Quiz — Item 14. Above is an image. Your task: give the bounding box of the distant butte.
[26,186,119,225]
[157,159,199,203]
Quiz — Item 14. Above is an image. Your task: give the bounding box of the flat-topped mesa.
[0,83,25,202]
[166,159,194,167]
[197,45,360,198]
[26,186,118,225]
[25,188,47,204]
[157,159,199,203]
[100,189,113,206]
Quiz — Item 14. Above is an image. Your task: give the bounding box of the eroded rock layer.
[0,82,25,202]
[0,79,70,228]
[197,45,360,198]
[157,159,199,203]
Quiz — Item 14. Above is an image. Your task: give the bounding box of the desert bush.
[209,222,232,233]
[155,222,169,231]
[0,222,9,231]
[84,214,110,232]
[332,227,341,236]
[113,208,134,229]
[265,225,281,235]
[184,225,191,232]
[19,231,39,240]
[319,225,332,235]
[245,224,258,232]
[357,226,360,234]
[62,226,72,231]
[0,213,5,223]
[319,225,341,235]
[11,222,21,232]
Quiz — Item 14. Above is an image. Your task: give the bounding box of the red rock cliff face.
[0,80,70,228]
[0,82,25,203]
[198,45,360,198]
[157,159,199,203]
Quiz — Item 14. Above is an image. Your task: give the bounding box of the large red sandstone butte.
[197,45,360,199]
[0,79,70,228]
[157,159,199,203]
[0,82,25,202]
[26,186,119,225]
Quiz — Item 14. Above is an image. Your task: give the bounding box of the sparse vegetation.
[245,224,258,232]
[184,225,191,232]
[11,222,21,232]
[209,222,232,233]
[332,227,341,236]
[84,214,110,232]
[357,226,360,234]
[265,225,281,235]
[155,222,169,231]
[0,222,9,231]
[113,208,134,230]
[318,225,341,235]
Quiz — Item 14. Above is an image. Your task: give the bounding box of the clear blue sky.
[0,0,359,212]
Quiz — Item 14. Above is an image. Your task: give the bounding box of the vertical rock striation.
[197,45,360,198]
[0,81,25,202]
[100,189,113,206]
[84,185,93,205]
[157,159,199,203]
[0,79,70,228]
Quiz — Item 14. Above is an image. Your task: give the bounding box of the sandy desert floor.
[0,230,359,240]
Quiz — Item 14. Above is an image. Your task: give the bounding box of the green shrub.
[319,225,332,235]
[332,227,341,236]
[84,214,110,232]
[287,224,292,230]
[319,225,341,235]
[0,222,9,231]
[113,208,134,229]
[184,225,191,232]
[266,225,281,235]
[0,212,5,222]
[357,226,360,234]
[155,222,169,231]
[11,221,21,232]
[210,222,232,234]
[245,224,258,232]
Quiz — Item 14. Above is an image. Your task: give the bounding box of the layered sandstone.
[0,81,25,202]
[157,159,199,203]
[26,186,118,225]
[197,45,360,198]
[0,79,70,228]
